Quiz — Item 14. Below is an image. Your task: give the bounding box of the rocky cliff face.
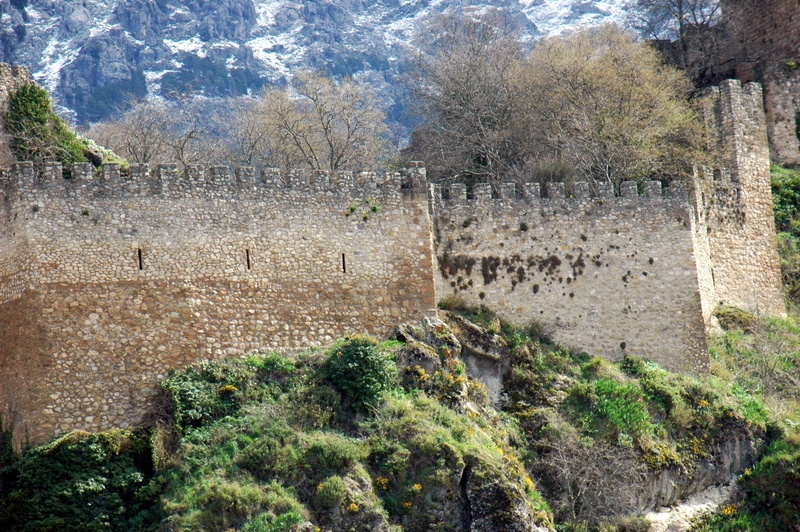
[0,0,629,124]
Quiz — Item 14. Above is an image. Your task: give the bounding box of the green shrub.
[320,336,398,413]
[242,510,304,532]
[4,84,88,169]
[162,360,256,432]
[3,430,158,532]
[299,432,368,479]
[314,476,348,508]
[772,164,800,235]
[167,479,304,531]
[714,306,758,332]
[437,295,467,311]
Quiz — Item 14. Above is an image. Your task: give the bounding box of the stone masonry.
[0,63,787,446]
[722,0,800,165]
[0,162,436,446]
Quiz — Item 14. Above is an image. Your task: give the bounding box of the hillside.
[2,305,793,532]
[0,0,630,124]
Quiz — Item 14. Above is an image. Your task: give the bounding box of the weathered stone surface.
[0,74,785,447]
[722,0,800,165]
[0,164,435,445]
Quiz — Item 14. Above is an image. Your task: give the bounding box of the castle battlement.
[1,162,428,201]
[0,75,786,447]
[433,179,688,207]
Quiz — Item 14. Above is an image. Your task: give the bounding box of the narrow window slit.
[342,253,347,273]
[246,249,251,270]
[137,248,143,270]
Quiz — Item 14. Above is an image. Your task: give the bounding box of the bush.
[241,509,303,532]
[4,84,88,169]
[299,432,367,479]
[2,430,158,532]
[714,306,758,332]
[162,360,255,432]
[314,476,348,508]
[320,336,398,413]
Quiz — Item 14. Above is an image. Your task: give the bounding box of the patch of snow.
[520,0,631,35]
[163,36,207,57]
[211,40,240,50]
[22,6,48,23]
[144,70,173,83]
[87,19,115,40]
[254,0,287,28]
[35,40,79,94]
[247,27,306,77]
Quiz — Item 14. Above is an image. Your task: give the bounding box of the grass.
[0,301,794,531]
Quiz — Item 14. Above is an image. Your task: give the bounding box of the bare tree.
[215,97,271,167]
[409,16,704,189]
[533,432,648,525]
[405,9,526,184]
[88,99,171,165]
[260,71,392,172]
[86,96,224,167]
[629,0,720,42]
[627,0,725,83]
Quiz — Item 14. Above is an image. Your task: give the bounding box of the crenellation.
[573,182,590,199]
[287,168,309,188]
[597,183,614,198]
[72,162,94,181]
[496,183,513,199]
[334,170,354,188]
[644,181,662,198]
[156,164,179,182]
[102,164,121,181]
[451,183,467,202]
[474,183,492,201]
[523,182,541,200]
[665,181,688,199]
[185,165,205,183]
[546,182,565,198]
[236,166,257,185]
[0,77,787,445]
[128,163,149,181]
[620,181,638,198]
[209,165,233,187]
[41,162,64,181]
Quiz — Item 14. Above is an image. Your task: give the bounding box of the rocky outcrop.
[0,0,561,123]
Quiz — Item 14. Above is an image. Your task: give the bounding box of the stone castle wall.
[0,163,436,444]
[722,0,800,165]
[0,64,786,445]
[697,80,785,315]
[432,180,710,373]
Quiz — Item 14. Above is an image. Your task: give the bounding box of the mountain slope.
[0,0,631,124]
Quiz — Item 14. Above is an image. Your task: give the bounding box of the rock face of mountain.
[0,0,629,124]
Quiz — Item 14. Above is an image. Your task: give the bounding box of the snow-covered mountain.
[0,0,631,124]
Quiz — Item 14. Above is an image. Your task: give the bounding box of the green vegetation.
[696,308,800,531]
[320,335,398,413]
[771,164,800,301]
[0,336,551,531]
[3,84,88,169]
[0,430,160,531]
